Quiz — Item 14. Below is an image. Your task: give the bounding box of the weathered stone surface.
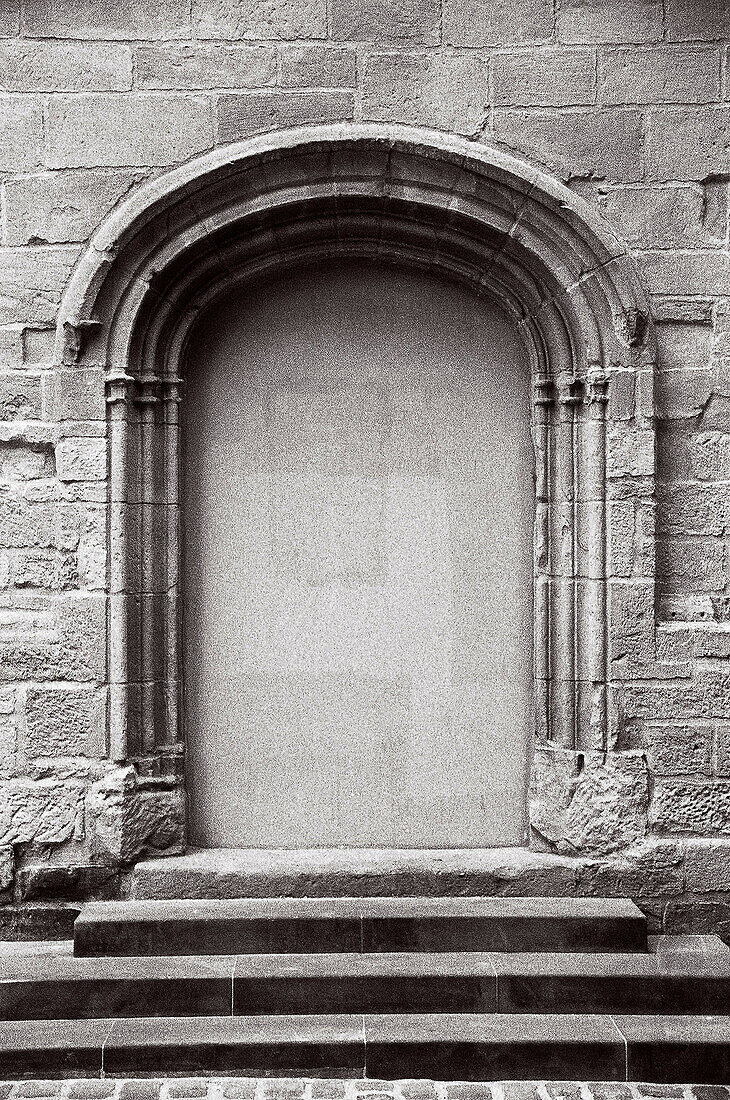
[685,839,730,893]
[55,438,106,482]
[492,49,595,107]
[657,321,713,373]
[599,47,720,104]
[4,171,145,247]
[15,862,119,902]
[493,109,643,182]
[0,440,54,481]
[657,537,726,594]
[666,0,730,41]
[640,249,730,296]
[643,723,712,776]
[280,45,357,88]
[331,0,440,44]
[218,91,353,141]
[622,675,730,722]
[0,374,42,421]
[0,41,131,91]
[87,766,186,864]
[610,581,655,665]
[0,100,42,172]
[556,0,663,43]
[665,899,730,939]
[529,747,649,856]
[25,686,105,758]
[647,108,730,182]
[46,95,213,169]
[0,595,105,683]
[577,839,684,897]
[0,248,79,326]
[607,423,654,477]
[135,44,275,89]
[22,0,192,38]
[651,779,730,834]
[658,484,729,536]
[192,0,327,39]
[362,52,487,135]
[444,0,553,45]
[76,507,106,590]
[0,777,84,845]
[12,550,78,591]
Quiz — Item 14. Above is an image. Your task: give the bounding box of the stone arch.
[56,123,656,855]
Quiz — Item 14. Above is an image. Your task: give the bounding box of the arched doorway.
[183,259,534,847]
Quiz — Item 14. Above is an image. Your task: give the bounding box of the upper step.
[74,896,646,956]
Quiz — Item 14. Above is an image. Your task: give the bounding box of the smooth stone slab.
[0,954,233,1019]
[0,1018,109,1076]
[616,1014,730,1084]
[363,1013,625,1081]
[74,897,647,956]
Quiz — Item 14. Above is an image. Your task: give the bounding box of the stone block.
[46,95,213,169]
[218,91,353,141]
[53,369,106,421]
[665,899,730,939]
[13,550,78,591]
[331,0,440,43]
[657,321,713,373]
[444,0,553,45]
[0,373,42,421]
[492,49,596,107]
[607,423,654,478]
[493,108,643,182]
[640,249,730,296]
[685,839,730,892]
[557,0,663,42]
[0,497,79,552]
[86,766,186,864]
[656,369,713,421]
[609,580,655,665]
[0,777,84,846]
[599,47,720,104]
[576,839,684,897]
[657,536,726,594]
[647,108,730,182]
[362,52,487,136]
[598,185,724,250]
[4,171,145,247]
[279,45,357,88]
[23,327,55,365]
[135,44,276,89]
[0,247,79,326]
[0,100,43,172]
[658,483,729,536]
[193,0,326,39]
[529,746,649,856]
[21,0,192,38]
[25,685,106,758]
[717,721,730,776]
[666,0,730,41]
[0,439,55,480]
[16,862,119,902]
[701,395,730,431]
[55,438,106,482]
[651,297,715,325]
[643,723,713,776]
[651,779,730,833]
[0,329,23,370]
[608,500,634,577]
[77,506,106,590]
[0,41,132,92]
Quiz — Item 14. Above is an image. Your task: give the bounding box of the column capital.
[105,371,136,406]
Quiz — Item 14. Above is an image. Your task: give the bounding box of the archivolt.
[55,123,655,788]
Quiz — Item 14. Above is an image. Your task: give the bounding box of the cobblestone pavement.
[0,1082,726,1100]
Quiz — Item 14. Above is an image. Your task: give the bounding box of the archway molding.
[56,123,656,856]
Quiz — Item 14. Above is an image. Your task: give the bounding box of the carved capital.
[585,370,609,405]
[105,371,136,406]
[162,375,184,404]
[135,376,162,406]
[534,375,555,407]
[557,376,584,406]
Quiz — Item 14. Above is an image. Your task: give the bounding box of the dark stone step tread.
[0,1013,728,1083]
[1,949,729,1019]
[74,898,647,957]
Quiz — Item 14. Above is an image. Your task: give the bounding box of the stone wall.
[0,0,729,933]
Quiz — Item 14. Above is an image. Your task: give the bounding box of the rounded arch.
[55,124,656,843]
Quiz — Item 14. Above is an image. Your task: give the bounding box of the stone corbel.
[62,319,103,364]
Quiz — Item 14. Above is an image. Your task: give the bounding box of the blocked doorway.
[183,259,534,848]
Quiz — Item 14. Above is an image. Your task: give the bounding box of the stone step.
[132,848,590,900]
[2,942,729,1020]
[0,1012,728,1082]
[73,897,647,957]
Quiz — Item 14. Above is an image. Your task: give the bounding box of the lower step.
[0,1013,728,1082]
[74,897,647,956]
[2,945,729,1018]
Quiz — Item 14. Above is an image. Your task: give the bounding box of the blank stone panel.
[183,260,534,848]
